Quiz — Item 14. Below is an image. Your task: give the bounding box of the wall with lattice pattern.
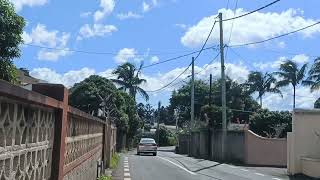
[63,151,101,180]
[63,113,103,179]
[0,97,55,180]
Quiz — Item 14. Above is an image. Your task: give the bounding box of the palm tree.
[274,60,308,109]
[303,57,320,91]
[112,62,149,101]
[244,71,281,106]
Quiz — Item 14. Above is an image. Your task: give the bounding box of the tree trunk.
[293,85,296,109]
[259,96,262,107]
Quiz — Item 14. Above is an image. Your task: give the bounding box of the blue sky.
[10,0,320,110]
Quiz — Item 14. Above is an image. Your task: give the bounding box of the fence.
[0,80,117,180]
[178,129,286,166]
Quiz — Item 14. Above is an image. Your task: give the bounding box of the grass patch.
[97,175,112,180]
[110,153,120,169]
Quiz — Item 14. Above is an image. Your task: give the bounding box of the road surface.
[116,147,311,180]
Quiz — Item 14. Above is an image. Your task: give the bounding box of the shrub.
[249,109,292,138]
[97,176,112,180]
[110,153,120,169]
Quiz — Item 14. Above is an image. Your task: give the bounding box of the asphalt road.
[121,147,311,180]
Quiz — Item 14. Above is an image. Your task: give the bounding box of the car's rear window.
[140,139,155,144]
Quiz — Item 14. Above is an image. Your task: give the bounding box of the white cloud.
[94,0,115,22]
[29,57,318,110]
[175,23,188,30]
[263,86,320,110]
[142,2,151,12]
[292,54,309,64]
[114,48,137,64]
[23,24,71,61]
[117,11,143,20]
[80,12,92,18]
[30,68,95,87]
[141,61,249,92]
[150,56,159,63]
[278,41,286,48]
[181,8,320,48]
[253,54,310,71]
[77,24,117,40]
[10,0,47,11]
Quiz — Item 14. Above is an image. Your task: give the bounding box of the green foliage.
[112,62,149,101]
[97,176,112,180]
[110,153,120,169]
[315,98,320,108]
[0,0,25,82]
[304,57,320,92]
[156,126,176,146]
[274,60,308,108]
[69,75,142,141]
[0,59,17,82]
[249,109,292,138]
[170,78,260,128]
[200,105,233,129]
[144,124,152,131]
[244,71,281,106]
[137,103,155,126]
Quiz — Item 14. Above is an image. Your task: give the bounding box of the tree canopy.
[0,0,25,82]
[169,78,260,128]
[69,75,141,135]
[112,62,149,101]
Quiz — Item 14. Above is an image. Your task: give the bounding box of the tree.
[244,71,282,106]
[112,62,149,101]
[274,60,308,109]
[69,75,142,138]
[250,109,292,138]
[304,57,320,92]
[315,98,320,108]
[169,78,260,128]
[0,0,25,82]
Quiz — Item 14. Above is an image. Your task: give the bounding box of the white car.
[137,138,158,156]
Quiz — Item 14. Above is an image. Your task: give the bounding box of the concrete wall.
[177,134,189,154]
[288,109,320,176]
[210,130,245,162]
[245,130,287,167]
[0,80,117,180]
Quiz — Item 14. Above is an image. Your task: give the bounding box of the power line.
[146,62,193,92]
[195,51,220,75]
[145,17,220,92]
[229,21,320,47]
[141,45,218,69]
[24,43,202,56]
[193,20,218,61]
[222,0,281,22]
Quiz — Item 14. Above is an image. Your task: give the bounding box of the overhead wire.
[222,0,281,22]
[24,43,205,56]
[229,21,320,47]
[145,15,219,93]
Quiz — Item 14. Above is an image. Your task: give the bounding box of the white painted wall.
[288,109,320,175]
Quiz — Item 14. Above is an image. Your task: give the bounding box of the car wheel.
[153,152,157,156]
[137,152,140,155]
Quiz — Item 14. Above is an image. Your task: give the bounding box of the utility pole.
[157,101,161,145]
[191,57,195,129]
[219,12,227,161]
[209,74,212,106]
[188,57,195,157]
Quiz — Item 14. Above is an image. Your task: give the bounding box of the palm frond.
[136,86,149,101]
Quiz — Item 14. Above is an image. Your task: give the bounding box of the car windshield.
[140,139,155,144]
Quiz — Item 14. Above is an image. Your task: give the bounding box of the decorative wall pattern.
[63,150,101,180]
[0,97,55,180]
[64,114,103,166]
